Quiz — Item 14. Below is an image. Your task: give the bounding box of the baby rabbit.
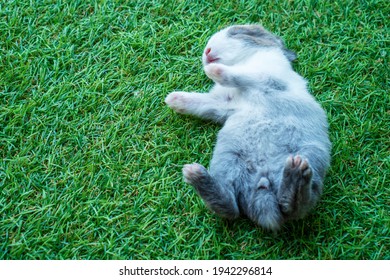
[165,25,331,231]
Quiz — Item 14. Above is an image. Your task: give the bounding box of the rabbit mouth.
[207,57,219,63]
[205,55,219,64]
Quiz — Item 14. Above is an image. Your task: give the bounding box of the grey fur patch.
[283,49,297,61]
[266,78,287,91]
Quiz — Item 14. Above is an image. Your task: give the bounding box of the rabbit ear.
[228,25,297,62]
[227,25,268,38]
[227,25,283,48]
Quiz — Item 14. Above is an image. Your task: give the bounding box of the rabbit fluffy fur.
[165,25,331,231]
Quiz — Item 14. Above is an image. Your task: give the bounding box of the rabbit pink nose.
[205,48,211,55]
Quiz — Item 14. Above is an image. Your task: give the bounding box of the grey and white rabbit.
[165,25,331,231]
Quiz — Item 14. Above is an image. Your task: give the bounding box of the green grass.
[0,0,388,260]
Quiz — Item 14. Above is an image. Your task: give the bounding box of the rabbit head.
[202,24,296,66]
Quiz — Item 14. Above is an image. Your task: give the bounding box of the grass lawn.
[0,0,389,259]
